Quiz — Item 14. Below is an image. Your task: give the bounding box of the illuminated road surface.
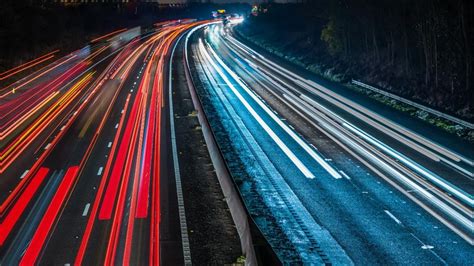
[186,23,473,264]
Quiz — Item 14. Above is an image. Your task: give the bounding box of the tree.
[321,18,343,55]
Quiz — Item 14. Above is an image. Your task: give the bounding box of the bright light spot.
[229,18,244,24]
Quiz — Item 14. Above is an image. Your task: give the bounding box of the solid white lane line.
[384,210,402,225]
[82,203,91,217]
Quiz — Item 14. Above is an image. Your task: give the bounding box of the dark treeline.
[0,1,145,71]
[241,0,473,119]
[0,1,248,75]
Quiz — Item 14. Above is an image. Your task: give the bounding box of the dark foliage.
[0,2,130,70]
[239,0,473,119]
[0,1,249,73]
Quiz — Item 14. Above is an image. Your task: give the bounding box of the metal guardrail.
[351,80,474,130]
[183,24,258,266]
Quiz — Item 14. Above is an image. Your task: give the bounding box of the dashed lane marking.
[20,170,29,179]
[82,203,91,217]
[97,167,103,176]
[384,210,402,225]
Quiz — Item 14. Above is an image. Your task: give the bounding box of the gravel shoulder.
[171,40,242,265]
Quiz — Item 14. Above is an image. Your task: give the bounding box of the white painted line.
[20,170,29,179]
[107,142,112,148]
[384,210,402,225]
[82,203,91,217]
[60,125,66,131]
[115,123,119,129]
[44,143,51,150]
[421,245,434,250]
[97,167,103,176]
[339,170,350,180]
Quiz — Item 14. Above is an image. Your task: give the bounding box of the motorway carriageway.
[0,20,206,265]
[188,23,473,264]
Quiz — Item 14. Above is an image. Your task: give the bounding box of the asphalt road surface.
[1,18,472,265]
[186,22,473,264]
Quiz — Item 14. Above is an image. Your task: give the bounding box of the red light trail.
[20,166,80,265]
[1,20,208,265]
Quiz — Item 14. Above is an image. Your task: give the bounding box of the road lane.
[186,23,473,264]
[215,25,473,236]
[2,18,471,265]
[1,22,205,265]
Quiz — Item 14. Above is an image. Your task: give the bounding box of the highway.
[1,17,472,265]
[186,23,473,264]
[0,21,205,265]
